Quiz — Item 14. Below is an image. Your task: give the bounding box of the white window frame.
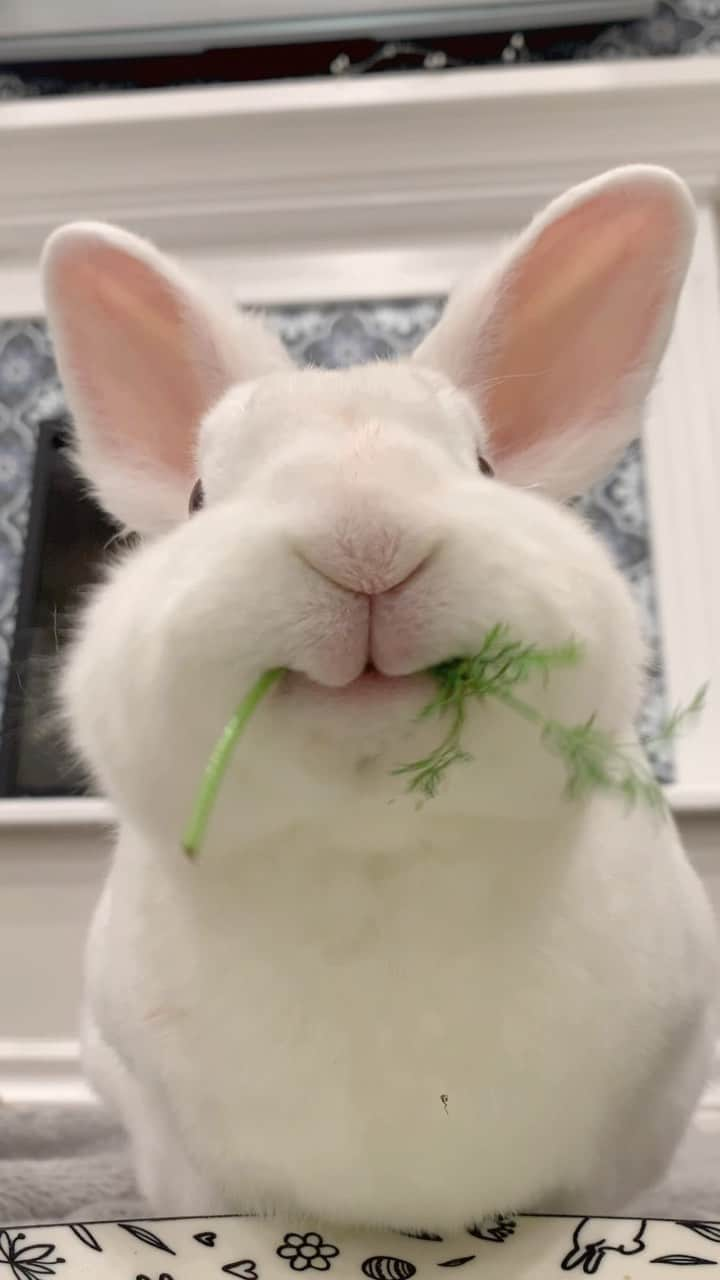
[0,1,654,56]
[0,55,718,831]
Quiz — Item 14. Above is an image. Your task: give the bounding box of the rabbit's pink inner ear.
[481,186,683,463]
[45,234,232,485]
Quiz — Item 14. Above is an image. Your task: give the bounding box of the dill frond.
[394,627,583,799]
[396,632,705,811]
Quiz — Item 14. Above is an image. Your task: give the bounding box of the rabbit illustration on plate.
[562,1218,646,1274]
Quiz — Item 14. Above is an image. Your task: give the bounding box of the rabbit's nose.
[304,542,430,597]
[300,516,436,597]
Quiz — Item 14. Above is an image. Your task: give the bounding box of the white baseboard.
[696,1039,720,1132]
[0,1039,95,1105]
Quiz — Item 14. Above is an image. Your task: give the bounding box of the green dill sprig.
[393,624,583,798]
[650,684,708,744]
[504,683,706,812]
[182,632,706,858]
[396,627,706,811]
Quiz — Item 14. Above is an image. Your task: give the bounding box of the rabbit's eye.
[477,455,494,477]
[189,479,205,514]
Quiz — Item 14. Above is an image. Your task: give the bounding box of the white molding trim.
[643,205,720,803]
[0,786,716,834]
[0,1039,94,1104]
[0,797,115,829]
[699,1037,720,1127]
[0,58,719,314]
[666,787,720,815]
[0,2,657,58]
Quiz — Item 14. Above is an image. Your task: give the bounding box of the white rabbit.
[43,165,717,1231]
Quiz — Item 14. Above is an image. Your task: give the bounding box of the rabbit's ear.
[414,166,695,498]
[43,222,291,534]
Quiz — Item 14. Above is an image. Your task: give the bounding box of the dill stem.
[182,668,285,859]
[493,689,545,726]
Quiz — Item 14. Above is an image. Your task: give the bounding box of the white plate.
[2,1212,719,1280]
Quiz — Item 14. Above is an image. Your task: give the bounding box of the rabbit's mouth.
[347,664,422,697]
[282,665,431,705]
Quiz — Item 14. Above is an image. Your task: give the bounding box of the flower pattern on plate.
[277,1231,340,1272]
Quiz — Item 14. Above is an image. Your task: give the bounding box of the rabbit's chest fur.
[86,809,716,1227]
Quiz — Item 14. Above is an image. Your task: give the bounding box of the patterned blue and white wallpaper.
[0,322,64,723]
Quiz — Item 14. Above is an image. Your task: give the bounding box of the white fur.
[43,166,717,1230]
